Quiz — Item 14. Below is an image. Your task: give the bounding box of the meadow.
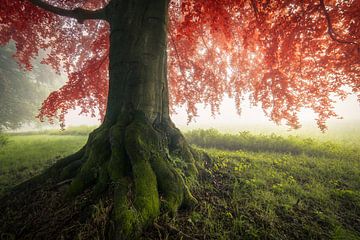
[0,126,359,239]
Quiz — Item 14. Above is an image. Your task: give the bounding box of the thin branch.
[319,0,357,45]
[28,0,107,23]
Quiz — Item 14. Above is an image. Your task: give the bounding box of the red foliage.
[1,0,359,130]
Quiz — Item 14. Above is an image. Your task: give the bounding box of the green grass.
[189,148,360,239]
[10,125,96,136]
[181,129,359,239]
[0,134,87,195]
[0,127,359,239]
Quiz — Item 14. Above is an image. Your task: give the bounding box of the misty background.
[1,42,359,139]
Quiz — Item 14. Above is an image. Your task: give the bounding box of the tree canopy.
[1,0,359,130]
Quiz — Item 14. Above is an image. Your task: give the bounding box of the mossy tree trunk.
[33,0,199,239]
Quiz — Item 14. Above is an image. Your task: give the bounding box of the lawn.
[0,127,359,239]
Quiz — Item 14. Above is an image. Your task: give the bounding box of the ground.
[0,127,359,239]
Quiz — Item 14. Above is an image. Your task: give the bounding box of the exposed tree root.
[2,111,201,239]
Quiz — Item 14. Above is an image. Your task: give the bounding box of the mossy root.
[26,112,200,239]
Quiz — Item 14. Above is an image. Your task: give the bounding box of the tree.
[0,0,359,239]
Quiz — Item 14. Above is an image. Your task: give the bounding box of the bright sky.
[65,94,360,132]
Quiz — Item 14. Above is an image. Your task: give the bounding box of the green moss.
[167,126,198,177]
[112,178,142,239]
[125,115,160,222]
[125,112,198,215]
[108,124,127,181]
[59,159,83,180]
[93,163,109,197]
[115,208,141,239]
[66,127,111,197]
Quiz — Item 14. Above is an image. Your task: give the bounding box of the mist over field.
[55,94,360,142]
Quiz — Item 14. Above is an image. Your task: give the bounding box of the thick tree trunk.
[105,0,170,125]
[40,0,198,239]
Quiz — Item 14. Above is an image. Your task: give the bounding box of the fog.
[64,94,360,134]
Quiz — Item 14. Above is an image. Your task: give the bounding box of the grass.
[186,148,360,239]
[185,129,360,163]
[10,125,96,136]
[0,134,87,195]
[0,126,359,239]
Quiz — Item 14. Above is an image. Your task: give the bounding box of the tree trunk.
[12,0,199,239]
[105,0,170,124]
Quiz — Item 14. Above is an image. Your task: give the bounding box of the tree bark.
[104,0,170,124]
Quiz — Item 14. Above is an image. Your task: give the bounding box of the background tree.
[0,44,64,130]
[0,0,359,239]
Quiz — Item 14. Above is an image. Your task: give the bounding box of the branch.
[28,0,107,23]
[319,0,357,45]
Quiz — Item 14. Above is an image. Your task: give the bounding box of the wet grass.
[0,127,359,239]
